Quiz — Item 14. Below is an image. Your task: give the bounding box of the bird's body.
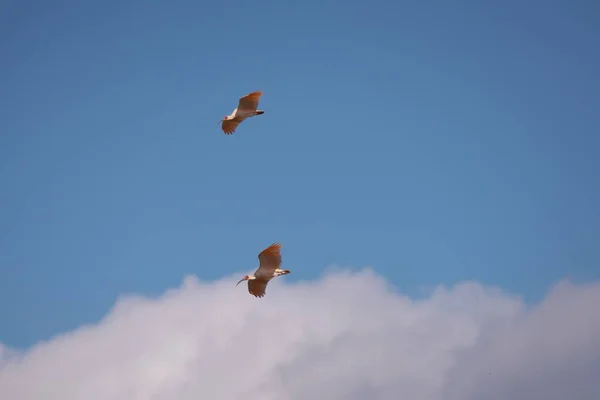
[218,90,264,135]
[236,242,290,298]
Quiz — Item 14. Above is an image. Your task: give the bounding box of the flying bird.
[217,90,264,135]
[236,242,290,298]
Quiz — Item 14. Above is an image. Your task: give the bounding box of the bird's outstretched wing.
[257,242,282,274]
[248,278,269,298]
[221,119,241,135]
[238,91,262,111]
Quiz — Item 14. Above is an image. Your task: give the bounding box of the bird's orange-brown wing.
[221,119,240,135]
[238,91,262,112]
[248,278,269,298]
[257,242,282,274]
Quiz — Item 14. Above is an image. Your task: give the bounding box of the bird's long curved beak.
[217,119,223,126]
[236,278,244,286]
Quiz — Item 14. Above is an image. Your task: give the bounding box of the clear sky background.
[1,0,599,352]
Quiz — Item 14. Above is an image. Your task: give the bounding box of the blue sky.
[1,0,599,348]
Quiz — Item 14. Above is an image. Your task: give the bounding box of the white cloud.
[1,268,599,400]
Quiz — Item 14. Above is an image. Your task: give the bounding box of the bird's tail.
[255,110,264,115]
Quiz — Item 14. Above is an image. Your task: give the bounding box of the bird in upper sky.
[236,242,290,298]
[217,90,264,135]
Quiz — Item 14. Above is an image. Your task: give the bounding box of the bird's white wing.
[256,242,282,275]
[238,91,262,112]
[248,278,269,298]
[221,119,241,135]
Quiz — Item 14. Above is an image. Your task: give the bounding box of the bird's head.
[236,275,250,286]
[216,116,229,125]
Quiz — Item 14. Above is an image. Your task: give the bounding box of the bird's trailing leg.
[274,269,290,277]
[254,110,264,115]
